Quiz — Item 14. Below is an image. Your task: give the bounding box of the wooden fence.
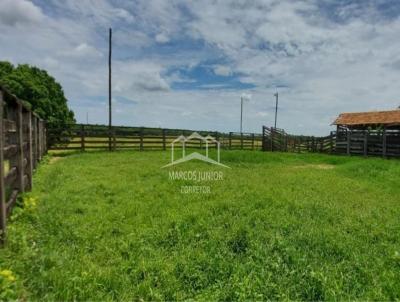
[0,87,47,243]
[262,126,336,154]
[335,128,400,157]
[47,124,263,151]
[262,125,400,158]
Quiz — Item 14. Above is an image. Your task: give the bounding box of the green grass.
[1,150,400,300]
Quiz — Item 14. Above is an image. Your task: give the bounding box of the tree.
[0,61,75,128]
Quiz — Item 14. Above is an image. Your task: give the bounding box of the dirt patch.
[293,164,335,170]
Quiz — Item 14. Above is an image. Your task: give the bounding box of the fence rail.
[262,125,400,158]
[335,128,400,157]
[47,124,263,151]
[262,126,336,154]
[0,86,47,243]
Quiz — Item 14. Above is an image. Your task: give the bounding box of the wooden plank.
[162,129,166,151]
[33,116,38,168]
[112,129,116,151]
[140,128,144,151]
[0,91,6,244]
[5,190,18,218]
[81,124,85,151]
[4,167,17,187]
[364,130,368,157]
[346,130,351,155]
[383,128,387,158]
[3,144,17,158]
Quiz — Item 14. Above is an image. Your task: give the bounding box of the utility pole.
[240,96,243,133]
[108,28,112,151]
[86,112,89,124]
[274,91,278,129]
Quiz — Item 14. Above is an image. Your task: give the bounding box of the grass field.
[1,150,400,300]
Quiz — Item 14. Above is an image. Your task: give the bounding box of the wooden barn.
[333,109,400,157]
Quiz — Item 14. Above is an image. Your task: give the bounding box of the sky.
[1,0,400,135]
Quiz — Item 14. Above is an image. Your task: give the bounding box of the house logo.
[162,132,229,168]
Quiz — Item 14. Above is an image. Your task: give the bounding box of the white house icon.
[162,132,229,168]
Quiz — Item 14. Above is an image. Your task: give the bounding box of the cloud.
[155,32,170,43]
[114,61,170,93]
[213,65,232,76]
[58,43,103,59]
[2,0,400,135]
[0,0,44,26]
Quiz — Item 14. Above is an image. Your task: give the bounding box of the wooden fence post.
[285,135,288,152]
[346,130,351,156]
[140,127,144,151]
[229,132,232,149]
[270,128,274,151]
[35,117,39,163]
[162,129,166,151]
[363,130,368,157]
[240,133,243,150]
[27,112,33,189]
[108,127,112,151]
[262,126,265,151]
[32,116,36,168]
[382,128,387,158]
[0,91,6,244]
[16,103,25,192]
[252,133,255,150]
[112,129,116,151]
[80,124,85,151]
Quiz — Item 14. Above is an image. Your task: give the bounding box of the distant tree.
[0,61,75,128]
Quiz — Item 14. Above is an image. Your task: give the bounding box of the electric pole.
[108,28,112,151]
[240,96,243,133]
[274,91,278,129]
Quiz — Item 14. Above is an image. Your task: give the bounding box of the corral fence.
[262,126,336,154]
[262,125,400,158]
[47,124,263,151]
[0,87,47,243]
[335,126,400,157]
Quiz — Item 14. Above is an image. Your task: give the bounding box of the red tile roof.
[333,110,400,126]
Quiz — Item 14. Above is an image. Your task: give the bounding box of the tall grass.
[1,151,399,300]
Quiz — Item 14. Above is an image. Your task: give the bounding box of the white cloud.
[58,43,103,59]
[155,32,170,43]
[213,65,232,76]
[114,61,170,93]
[0,0,44,26]
[2,0,400,135]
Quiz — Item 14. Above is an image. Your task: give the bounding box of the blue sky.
[1,0,400,135]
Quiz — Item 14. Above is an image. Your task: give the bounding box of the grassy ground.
[1,150,400,300]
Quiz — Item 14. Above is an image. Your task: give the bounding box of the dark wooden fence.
[262,125,400,158]
[47,124,263,151]
[0,87,47,243]
[262,126,336,154]
[336,128,400,157]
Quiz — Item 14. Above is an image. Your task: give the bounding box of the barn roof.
[333,110,400,126]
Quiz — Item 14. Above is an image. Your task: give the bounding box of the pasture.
[1,150,400,300]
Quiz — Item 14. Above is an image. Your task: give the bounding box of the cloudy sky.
[1,0,400,135]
